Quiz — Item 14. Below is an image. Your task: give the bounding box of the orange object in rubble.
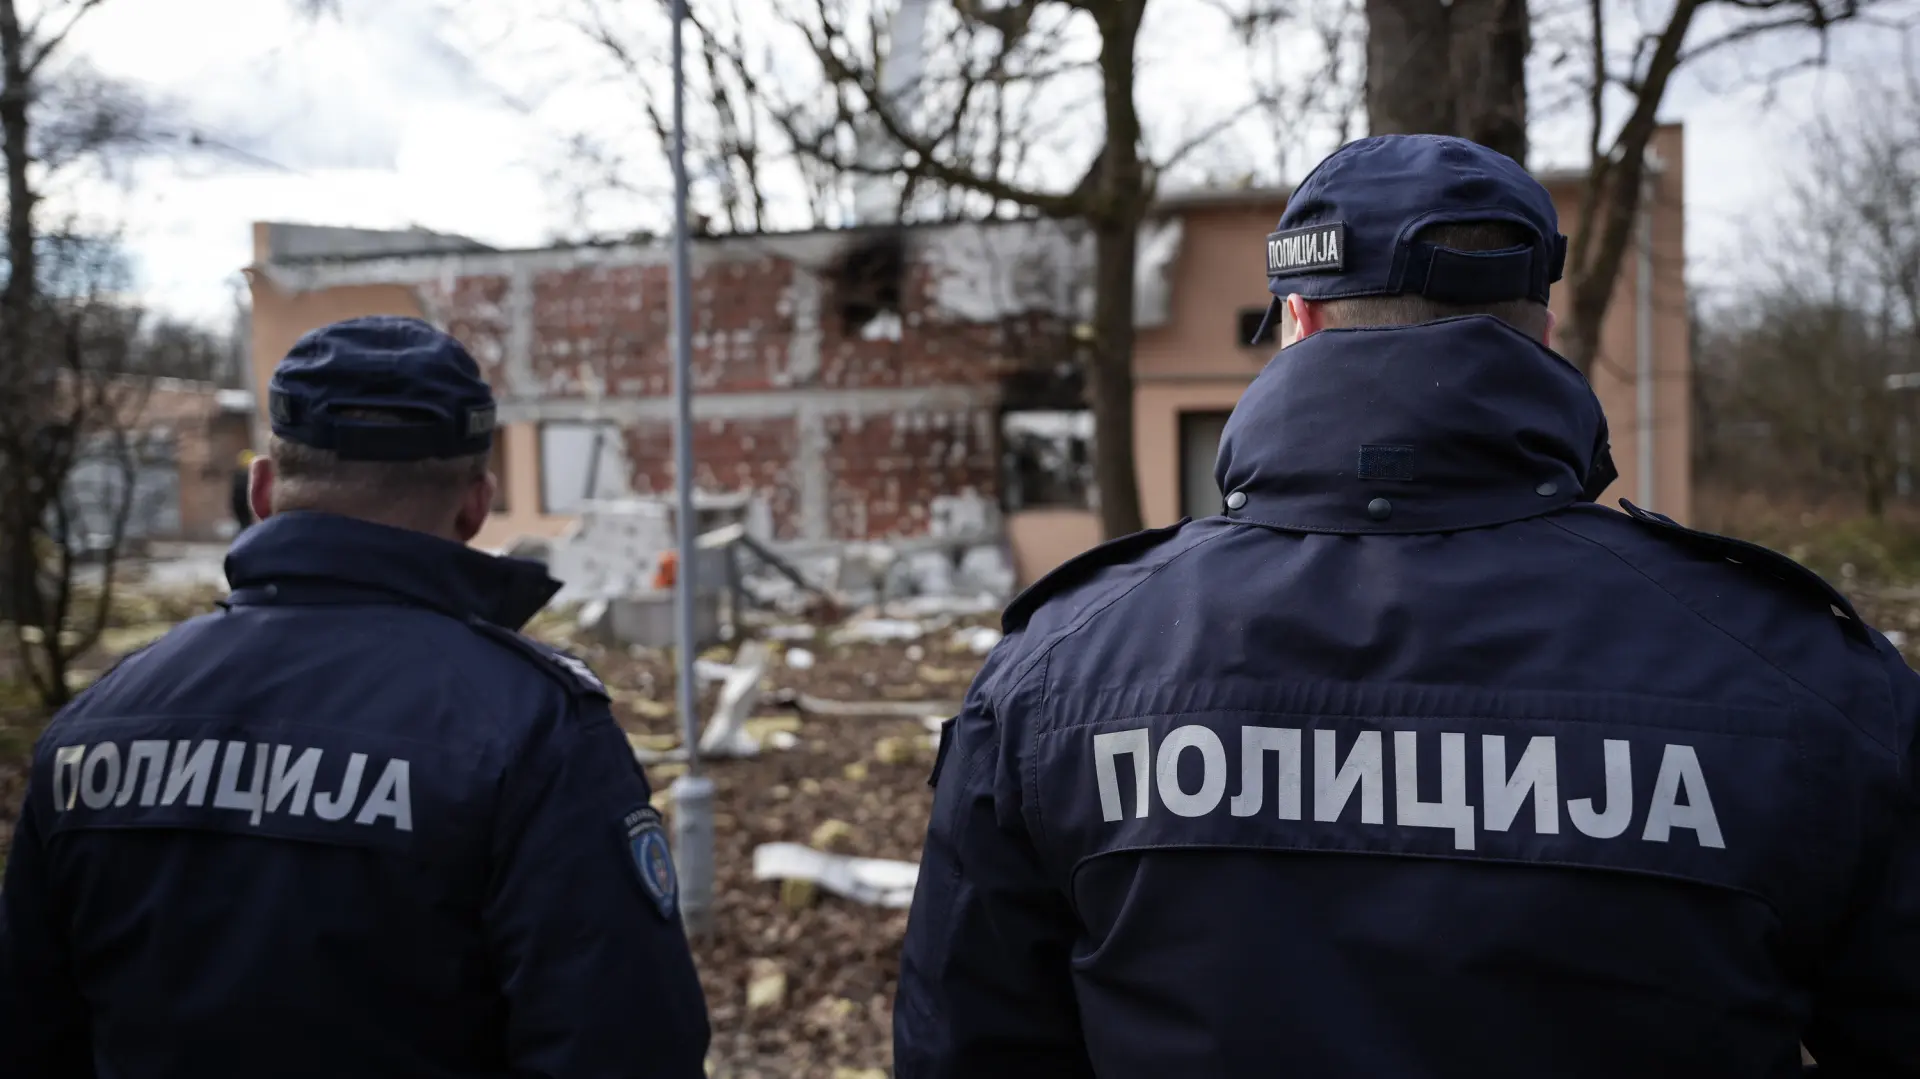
[653,550,678,590]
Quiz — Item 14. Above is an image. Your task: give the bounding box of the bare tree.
[1693,75,1920,516]
[0,0,175,706]
[562,0,1356,539]
[1552,0,1902,377]
[1365,0,1530,162]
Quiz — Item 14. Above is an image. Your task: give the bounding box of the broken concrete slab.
[955,545,1016,600]
[752,842,919,909]
[698,639,770,758]
[592,589,722,651]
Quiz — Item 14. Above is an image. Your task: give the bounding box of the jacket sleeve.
[893,639,1095,1079]
[2,768,95,1079]
[1801,650,1920,1076]
[483,694,711,1078]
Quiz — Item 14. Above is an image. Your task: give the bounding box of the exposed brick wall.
[425,274,513,386]
[825,409,997,539]
[414,237,1074,542]
[622,416,802,539]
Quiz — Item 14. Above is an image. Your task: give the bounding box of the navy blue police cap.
[1250,134,1568,343]
[268,316,497,462]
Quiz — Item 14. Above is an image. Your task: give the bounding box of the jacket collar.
[1216,315,1616,535]
[223,511,561,631]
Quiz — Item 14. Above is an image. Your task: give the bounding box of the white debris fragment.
[785,647,816,670]
[577,598,611,638]
[953,626,1003,655]
[833,618,926,644]
[766,730,801,751]
[765,623,819,642]
[699,640,771,759]
[860,310,904,340]
[1886,630,1908,650]
[752,843,920,909]
[884,594,1000,618]
[905,644,926,662]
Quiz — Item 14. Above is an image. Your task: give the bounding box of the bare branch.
[1152,93,1277,174]
[22,0,106,78]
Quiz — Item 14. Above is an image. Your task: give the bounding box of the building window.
[489,425,510,513]
[833,231,905,341]
[1001,409,1094,511]
[1179,410,1233,520]
[1239,305,1276,348]
[538,421,627,515]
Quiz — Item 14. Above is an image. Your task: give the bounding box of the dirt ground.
[529,608,986,1078]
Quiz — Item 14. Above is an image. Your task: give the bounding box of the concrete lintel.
[497,385,998,425]
[262,229,872,293]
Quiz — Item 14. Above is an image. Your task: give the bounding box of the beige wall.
[1006,508,1105,587]
[135,382,254,541]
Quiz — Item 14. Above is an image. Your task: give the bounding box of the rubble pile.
[525,603,997,1078]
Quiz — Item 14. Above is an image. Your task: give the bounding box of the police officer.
[894,135,1919,1077]
[1,316,712,1077]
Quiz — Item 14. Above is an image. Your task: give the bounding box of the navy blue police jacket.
[894,316,1920,1078]
[0,511,711,1079]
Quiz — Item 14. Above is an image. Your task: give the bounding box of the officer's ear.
[1280,293,1323,348]
[248,455,276,523]
[453,471,495,545]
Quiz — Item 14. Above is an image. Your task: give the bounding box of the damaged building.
[244,123,1693,595]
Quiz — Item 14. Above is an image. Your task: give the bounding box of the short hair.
[1310,220,1552,339]
[269,408,487,528]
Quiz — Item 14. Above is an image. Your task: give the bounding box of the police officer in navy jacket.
[1,316,710,1078]
[893,135,1920,1078]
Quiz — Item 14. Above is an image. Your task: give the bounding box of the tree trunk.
[1364,0,1453,139]
[1089,218,1145,538]
[0,0,31,625]
[1364,0,1529,165]
[0,0,31,317]
[1448,0,1530,165]
[1557,0,1702,376]
[1085,0,1148,539]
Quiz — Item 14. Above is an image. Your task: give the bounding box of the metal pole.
[666,0,716,941]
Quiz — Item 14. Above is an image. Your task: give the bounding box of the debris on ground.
[752,843,920,910]
[542,603,988,1077]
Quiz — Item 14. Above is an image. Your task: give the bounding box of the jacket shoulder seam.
[993,526,1236,715]
[1545,515,1896,760]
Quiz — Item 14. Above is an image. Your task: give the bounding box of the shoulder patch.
[1619,499,1871,644]
[622,804,678,921]
[466,619,612,700]
[1003,518,1192,633]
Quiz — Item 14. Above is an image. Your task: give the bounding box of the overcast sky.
[51,0,1917,327]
